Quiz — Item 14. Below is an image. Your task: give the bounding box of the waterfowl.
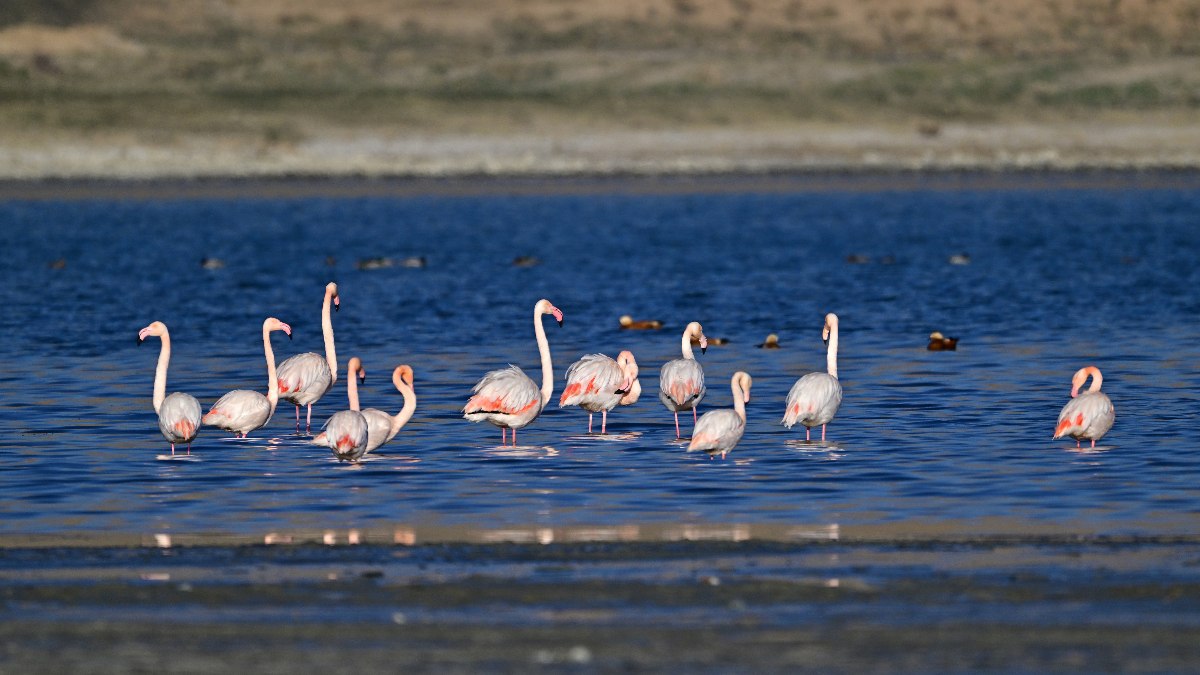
[758,334,781,349]
[619,315,663,330]
[928,331,958,351]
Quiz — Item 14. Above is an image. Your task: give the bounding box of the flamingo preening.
[688,371,752,459]
[314,369,369,462]
[202,317,292,438]
[463,299,563,446]
[1053,366,1115,449]
[659,321,707,438]
[315,357,416,456]
[137,321,201,456]
[559,351,641,434]
[782,313,843,441]
[276,282,339,433]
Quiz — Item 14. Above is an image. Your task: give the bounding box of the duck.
[758,334,781,349]
[695,336,729,346]
[927,331,958,351]
[619,315,663,330]
[356,257,394,270]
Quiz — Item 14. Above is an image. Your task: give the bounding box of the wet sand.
[5,536,1200,672]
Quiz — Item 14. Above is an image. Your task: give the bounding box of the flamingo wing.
[158,392,202,443]
[319,410,369,461]
[463,365,541,422]
[659,358,706,411]
[360,408,394,453]
[688,409,746,454]
[276,352,333,406]
[1054,392,1115,440]
[202,389,271,434]
[782,372,843,428]
[560,354,624,411]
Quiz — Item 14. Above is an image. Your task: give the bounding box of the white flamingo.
[559,351,641,434]
[463,298,563,446]
[1054,366,1115,449]
[276,282,339,433]
[688,371,752,459]
[314,371,369,462]
[659,321,707,438]
[315,358,416,455]
[782,313,843,441]
[137,321,201,456]
[202,317,292,438]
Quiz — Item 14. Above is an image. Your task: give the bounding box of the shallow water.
[3,173,1200,541]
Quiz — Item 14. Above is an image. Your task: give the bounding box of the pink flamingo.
[463,299,563,446]
[1054,366,1115,448]
[688,371,752,459]
[659,321,708,438]
[559,351,641,434]
[313,370,369,462]
[315,358,416,455]
[782,313,843,441]
[276,282,339,433]
[202,317,292,438]
[137,321,201,456]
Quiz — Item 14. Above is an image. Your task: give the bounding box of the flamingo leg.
[294,405,301,431]
[674,412,681,439]
[512,428,517,446]
[170,443,176,456]
[693,407,698,424]
[601,410,608,434]
[805,426,811,442]
[588,413,593,434]
[1076,439,1081,449]
[306,405,313,434]
[1091,439,1096,449]
[821,425,827,441]
[186,443,192,456]
[502,428,507,445]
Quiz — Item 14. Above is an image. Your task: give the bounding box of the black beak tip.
[287,333,293,340]
[557,319,563,327]
[615,388,628,395]
[335,305,340,312]
[701,346,707,354]
[136,337,143,346]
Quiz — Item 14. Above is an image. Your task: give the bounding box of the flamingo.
[1053,366,1115,449]
[137,321,201,456]
[659,321,708,438]
[782,313,843,441]
[313,368,369,462]
[463,299,563,446]
[315,358,417,455]
[202,317,292,438]
[559,351,641,434]
[688,371,752,459]
[276,282,339,433]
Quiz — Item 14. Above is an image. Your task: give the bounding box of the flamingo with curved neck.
[1054,366,1115,448]
[782,313,843,441]
[688,371,752,459]
[137,321,202,455]
[276,282,340,433]
[463,299,563,446]
[659,321,708,438]
[320,358,418,454]
[560,350,641,434]
[202,317,292,438]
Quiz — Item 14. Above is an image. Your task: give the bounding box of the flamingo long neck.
[732,379,747,422]
[321,290,338,384]
[680,330,696,360]
[826,324,839,379]
[535,308,554,408]
[151,331,171,414]
[389,379,416,440]
[263,326,281,414]
[347,370,361,411]
[1087,367,1103,392]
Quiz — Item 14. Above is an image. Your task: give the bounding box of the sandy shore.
[5,122,1200,182]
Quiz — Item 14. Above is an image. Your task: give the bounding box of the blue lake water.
[3,173,1199,541]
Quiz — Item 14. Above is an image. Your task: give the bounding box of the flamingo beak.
[334,298,340,312]
[358,372,366,384]
[552,308,563,326]
[137,337,144,345]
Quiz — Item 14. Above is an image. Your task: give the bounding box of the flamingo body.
[314,361,416,456]
[1054,366,1114,448]
[158,392,202,446]
[689,372,752,459]
[203,389,272,436]
[659,321,708,438]
[560,351,639,433]
[783,313,842,441]
[319,410,369,461]
[277,282,339,432]
[360,408,396,452]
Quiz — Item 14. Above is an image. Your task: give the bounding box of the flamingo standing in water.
[1054,366,1115,448]
[659,321,708,438]
[202,317,291,438]
[559,351,641,434]
[782,313,843,441]
[137,321,202,455]
[688,372,752,459]
[276,282,339,433]
[463,299,563,446]
[313,365,369,462]
[315,358,416,455]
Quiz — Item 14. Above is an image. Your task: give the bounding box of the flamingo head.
[822,313,839,345]
[687,322,708,353]
[393,365,415,390]
[266,317,292,339]
[348,357,365,384]
[736,371,753,403]
[1070,366,1100,398]
[537,299,563,326]
[614,350,639,395]
[326,282,340,312]
[137,321,167,345]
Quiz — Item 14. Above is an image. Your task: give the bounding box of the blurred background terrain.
[2,0,1199,177]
